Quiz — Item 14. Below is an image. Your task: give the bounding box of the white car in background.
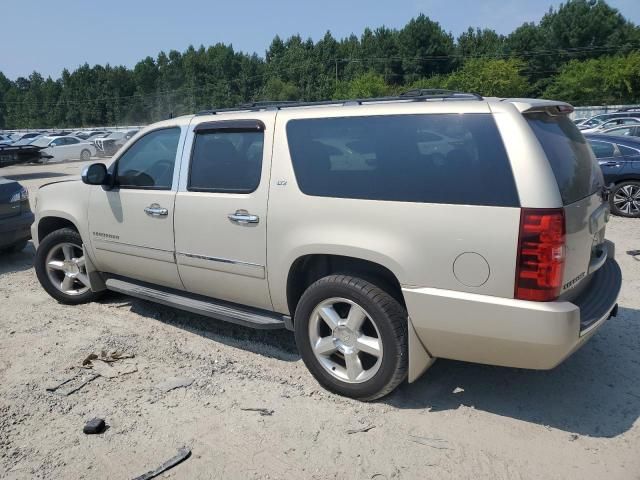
[31,136,96,163]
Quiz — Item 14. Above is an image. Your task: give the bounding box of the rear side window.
[286,114,519,207]
[618,144,640,157]
[526,113,603,205]
[589,140,615,159]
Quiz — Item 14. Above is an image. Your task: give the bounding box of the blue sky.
[2,0,640,80]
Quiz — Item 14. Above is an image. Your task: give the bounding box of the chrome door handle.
[144,204,168,217]
[603,161,621,167]
[228,210,259,224]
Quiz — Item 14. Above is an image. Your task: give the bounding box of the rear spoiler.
[499,98,574,115]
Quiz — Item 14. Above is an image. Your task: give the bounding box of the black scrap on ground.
[132,447,191,480]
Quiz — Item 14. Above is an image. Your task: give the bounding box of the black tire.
[1,239,28,253]
[80,149,91,161]
[294,275,408,401]
[35,228,103,305]
[609,181,640,218]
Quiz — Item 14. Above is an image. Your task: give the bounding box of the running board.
[105,277,289,330]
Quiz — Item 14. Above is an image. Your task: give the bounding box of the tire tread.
[295,274,408,401]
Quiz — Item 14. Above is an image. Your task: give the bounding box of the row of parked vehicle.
[573,109,640,218]
[0,128,139,164]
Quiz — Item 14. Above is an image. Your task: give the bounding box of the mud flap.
[83,246,107,292]
[408,317,435,382]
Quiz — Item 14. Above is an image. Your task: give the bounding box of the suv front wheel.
[294,275,408,401]
[35,228,103,305]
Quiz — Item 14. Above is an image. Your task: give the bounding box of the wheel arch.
[285,253,405,319]
[37,215,80,245]
[610,175,640,185]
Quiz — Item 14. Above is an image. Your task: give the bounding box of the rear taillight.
[515,208,566,302]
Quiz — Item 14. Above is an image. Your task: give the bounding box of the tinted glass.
[189,131,263,193]
[618,144,640,157]
[116,128,180,189]
[607,127,634,136]
[589,141,615,159]
[526,113,603,205]
[66,137,80,144]
[286,114,518,206]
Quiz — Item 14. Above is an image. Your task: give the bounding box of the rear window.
[526,113,603,205]
[286,114,519,207]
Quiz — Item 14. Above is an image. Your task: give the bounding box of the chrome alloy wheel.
[308,297,383,384]
[45,242,90,296]
[613,184,640,216]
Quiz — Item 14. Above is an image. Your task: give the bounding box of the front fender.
[33,180,92,255]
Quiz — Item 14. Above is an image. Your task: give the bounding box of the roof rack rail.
[194,90,483,116]
[400,88,483,100]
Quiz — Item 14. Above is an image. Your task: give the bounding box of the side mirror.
[82,163,109,185]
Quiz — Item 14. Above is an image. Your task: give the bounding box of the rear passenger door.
[173,113,275,310]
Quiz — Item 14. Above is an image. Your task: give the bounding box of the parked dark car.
[93,130,137,157]
[616,106,640,113]
[12,132,42,142]
[0,177,33,252]
[77,131,111,141]
[586,133,640,218]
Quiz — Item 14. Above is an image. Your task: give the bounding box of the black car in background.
[586,133,640,218]
[0,177,33,253]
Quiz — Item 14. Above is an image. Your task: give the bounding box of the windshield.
[582,118,604,128]
[526,113,604,205]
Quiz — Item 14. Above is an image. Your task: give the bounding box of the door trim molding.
[176,252,265,279]
[177,251,263,268]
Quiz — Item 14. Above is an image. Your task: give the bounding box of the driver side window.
[116,127,181,189]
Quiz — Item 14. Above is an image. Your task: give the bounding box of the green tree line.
[1,0,640,129]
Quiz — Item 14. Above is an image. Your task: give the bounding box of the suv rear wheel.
[35,228,103,305]
[294,275,408,401]
[610,181,640,218]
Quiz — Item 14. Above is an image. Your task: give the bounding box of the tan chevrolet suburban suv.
[32,90,622,400]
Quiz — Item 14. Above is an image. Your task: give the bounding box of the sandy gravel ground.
[1,161,640,479]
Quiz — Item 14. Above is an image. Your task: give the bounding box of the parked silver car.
[580,117,640,134]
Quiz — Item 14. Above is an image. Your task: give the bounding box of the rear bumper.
[0,211,34,248]
[403,256,621,372]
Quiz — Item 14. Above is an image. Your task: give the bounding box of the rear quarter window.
[286,114,519,207]
[526,113,603,205]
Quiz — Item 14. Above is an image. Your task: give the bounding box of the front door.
[88,126,185,290]
[173,114,275,310]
